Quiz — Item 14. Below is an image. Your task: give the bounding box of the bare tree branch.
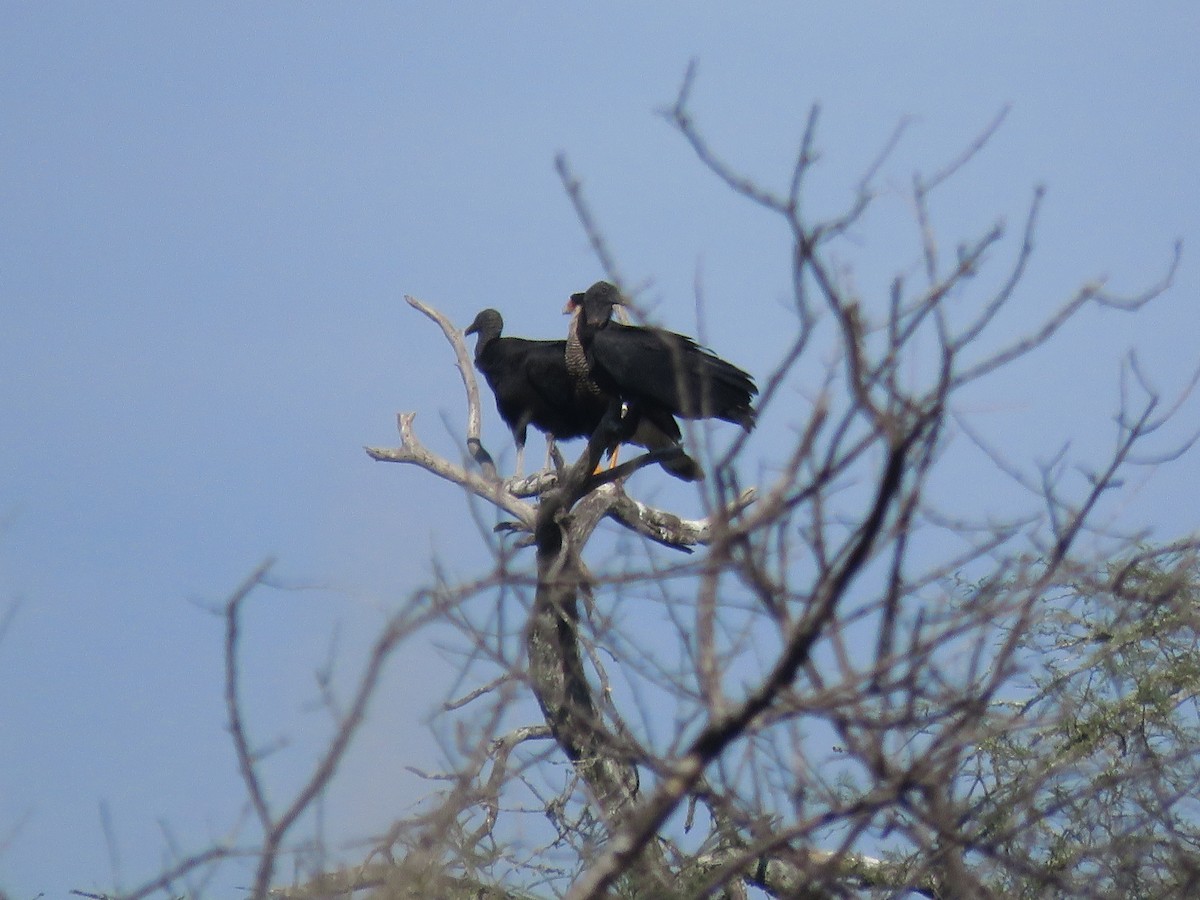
[404,294,496,477]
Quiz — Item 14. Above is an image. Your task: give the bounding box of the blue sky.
[2,4,1198,896]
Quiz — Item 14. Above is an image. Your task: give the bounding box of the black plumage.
[465,308,700,480]
[465,309,604,477]
[566,281,758,432]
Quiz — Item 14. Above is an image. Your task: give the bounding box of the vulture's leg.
[593,401,634,474]
[514,441,526,480]
[590,399,626,474]
[605,399,638,470]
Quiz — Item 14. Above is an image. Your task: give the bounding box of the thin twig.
[223,559,277,835]
[556,155,627,289]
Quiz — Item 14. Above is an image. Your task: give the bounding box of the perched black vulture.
[565,281,757,432]
[465,309,700,480]
[465,309,602,477]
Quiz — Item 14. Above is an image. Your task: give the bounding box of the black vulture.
[565,281,757,434]
[465,309,700,480]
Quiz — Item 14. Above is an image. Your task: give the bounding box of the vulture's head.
[464,308,504,345]
[564,281,622,327]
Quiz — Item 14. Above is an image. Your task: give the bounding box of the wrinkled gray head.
[464,308,504,340]
[574,281,622,327]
